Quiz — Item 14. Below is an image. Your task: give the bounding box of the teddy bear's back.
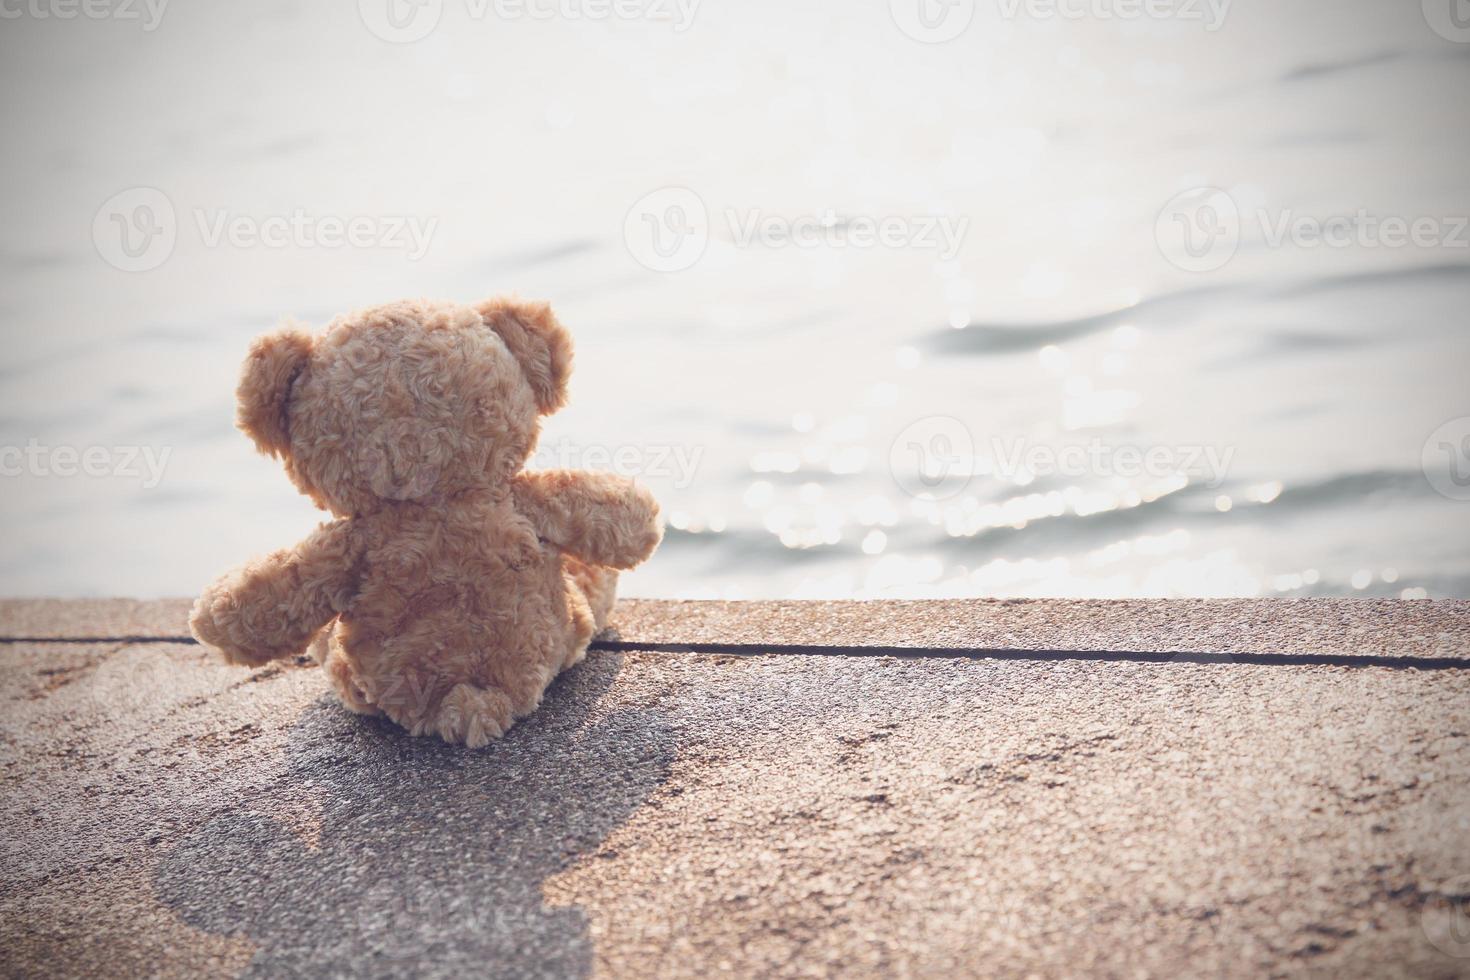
[335,493,573,719]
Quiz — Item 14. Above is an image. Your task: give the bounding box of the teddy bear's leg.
[307,619,335,665]
[432,683,514,749]
[319,626,380,717]
[562,555,618,670]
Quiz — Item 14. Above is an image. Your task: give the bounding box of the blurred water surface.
[0,0,1466,599]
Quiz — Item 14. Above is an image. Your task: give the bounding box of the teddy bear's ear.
[236,326,314,458]
[477,298,573,414]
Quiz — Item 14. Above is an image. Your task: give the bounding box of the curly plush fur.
[190,297,662,746]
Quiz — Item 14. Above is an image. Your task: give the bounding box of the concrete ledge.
[3,597,1468,662]
[604,597,1470,664]
[0,597,195,640]
[2,600,1469,978]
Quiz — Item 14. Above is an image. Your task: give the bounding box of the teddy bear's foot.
[324,649,380,717]
[307,622,335,665]
[564,556,618,633]
[431,683,515,748]
[563,556,619,669]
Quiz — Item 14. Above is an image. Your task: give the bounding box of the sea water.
[0,0,1466,599]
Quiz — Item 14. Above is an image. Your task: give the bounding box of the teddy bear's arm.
[512,470,663,570]
[190,519,362,668]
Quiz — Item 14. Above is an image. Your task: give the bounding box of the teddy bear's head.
[235,297,572,516]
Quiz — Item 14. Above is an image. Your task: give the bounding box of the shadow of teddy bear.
[153,653,674,979]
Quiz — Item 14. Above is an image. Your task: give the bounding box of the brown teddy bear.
[189,297,663,746]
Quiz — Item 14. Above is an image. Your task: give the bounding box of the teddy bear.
[189,296,663,747]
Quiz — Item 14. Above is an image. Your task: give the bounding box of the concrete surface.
[2,600,1469,978]
[5,597,1467,662]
